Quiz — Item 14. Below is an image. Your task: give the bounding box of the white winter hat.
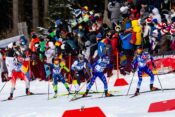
[170,28,175,35]
[152,8,159,15]
[48,41,55,49]
[161,29,168,35]
[120,6,128,14]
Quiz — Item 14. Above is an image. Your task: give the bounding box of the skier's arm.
[107,63,113,69]
[71,60,78,71]
[131,57,138,70]
[84,59,92,69]
[150,56,156,68]
[60,61,70,72]
[92,60,99,69]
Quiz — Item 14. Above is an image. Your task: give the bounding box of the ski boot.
[67,87,71,95]
[134,88,140,96]
[150,84,159,91]
[53,90,57,98]
[8,93,13,100]
[53,94,57,98]
[26,88,34,95]
[82,89,89,97]
[105,90,113,97]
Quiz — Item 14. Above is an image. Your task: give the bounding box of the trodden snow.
[0,71,175,117]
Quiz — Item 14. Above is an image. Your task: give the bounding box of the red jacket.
[110,34,119,55]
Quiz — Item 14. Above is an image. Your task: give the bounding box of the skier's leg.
[73,71,81,93]
[19,72,31,95]
[75,71,81,85]
[58,74,70,92]
[144,66,158,90]
[83,69,90,83]
[8,72,17,99]
[98,73,112,96]
[134,70,143,95]
[83,73,97,96]
[137,70,143,89]
[144,66,154,84]
[98,73,108,91]
[52,74,58,96]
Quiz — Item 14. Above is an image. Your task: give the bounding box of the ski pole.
[0,82,7,94]
[94,81,98,92]
[48,79,50,100]
[126,72,135,95]
[156,74,164,92]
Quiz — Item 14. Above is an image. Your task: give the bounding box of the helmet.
[83,6,89,11]
[136,48,142,54]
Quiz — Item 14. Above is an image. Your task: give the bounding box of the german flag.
[21,60,29,74]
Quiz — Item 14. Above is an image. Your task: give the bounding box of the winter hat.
[160,29,168,35]
[89,10,94,15]
[94,13,101,18]
[83,6,89,11]
[171,22,175,28]
[152,8,159,15]
[170,28,175,35]
[146,17,152,23]
[96,33,102,39]
[34,43,39,48]
[120,6,129,14]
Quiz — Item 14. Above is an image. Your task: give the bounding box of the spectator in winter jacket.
[119,18,133,55]
[96,33,106,57]
[108,1,121,29]
[29,33,40,53]
[110,33,119,55]
[151,8,162,24]
[131,19,142,49]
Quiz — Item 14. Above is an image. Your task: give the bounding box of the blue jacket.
[98,41,106,57]
[119,33,133,50]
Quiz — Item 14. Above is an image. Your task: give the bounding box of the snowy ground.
[0,71,175,117]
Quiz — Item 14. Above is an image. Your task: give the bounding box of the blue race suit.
[71,58,91,85]
[51,64,69,92]
[132,52,155,89]
[87,56,112,91]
